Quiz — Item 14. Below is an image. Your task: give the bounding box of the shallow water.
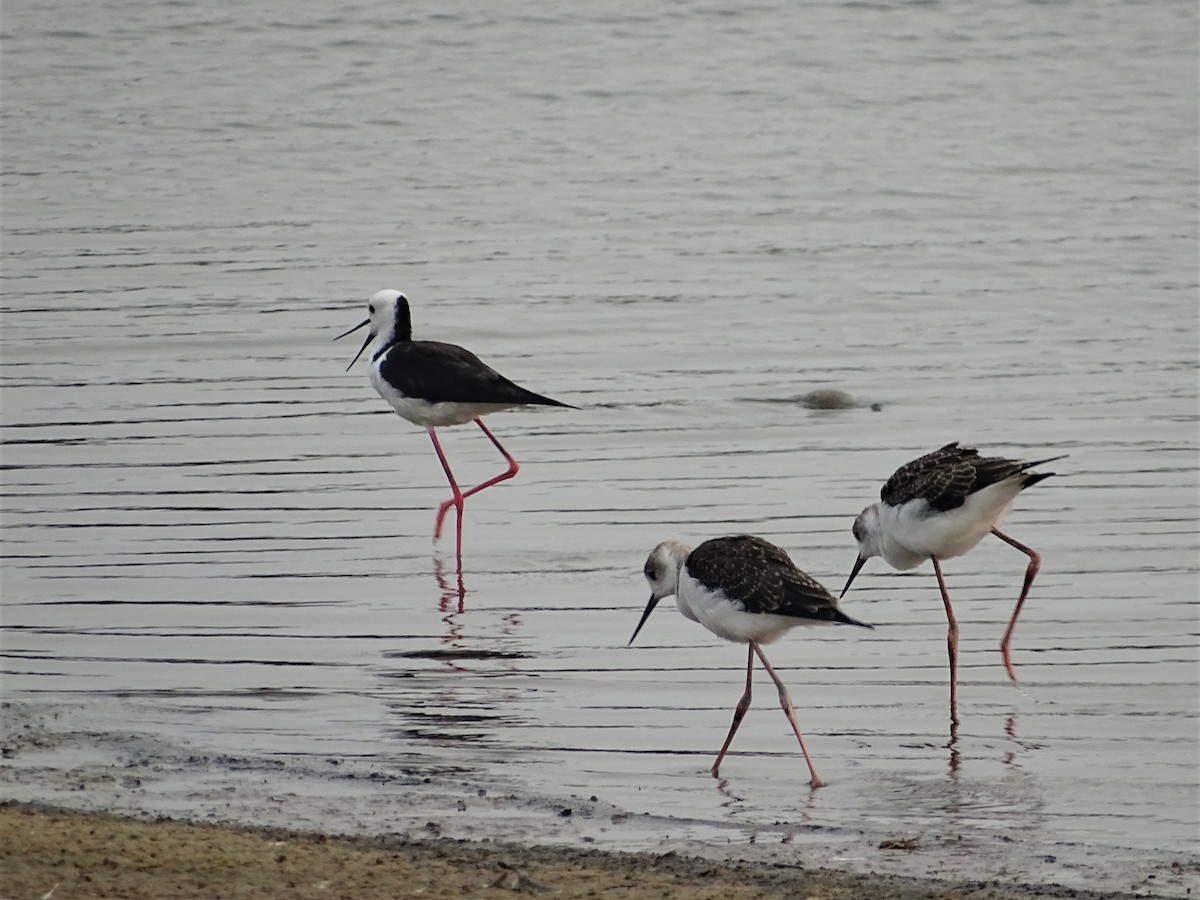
[2,0,1198,894]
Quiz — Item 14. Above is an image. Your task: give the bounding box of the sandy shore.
[4,700,1191,899]
[1,802,1156,900]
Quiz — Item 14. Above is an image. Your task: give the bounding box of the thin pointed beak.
[628,595,661,646]
[840,555,868,599]
[334,319,372,371]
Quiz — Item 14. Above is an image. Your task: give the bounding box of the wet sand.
[4,701,1193,900]
[0,803,1152,900]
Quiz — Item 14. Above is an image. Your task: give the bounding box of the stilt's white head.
[334,290,410,370]
[629,541,691,646]
[841,503,883,598]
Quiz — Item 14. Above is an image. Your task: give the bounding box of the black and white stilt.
[337,290,574,562]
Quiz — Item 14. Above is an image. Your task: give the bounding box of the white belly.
[676,571,812,645]
[882,480,1022,568]
[369,366,517,427]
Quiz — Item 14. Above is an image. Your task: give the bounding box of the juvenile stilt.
[841,442,1064,724]
[630,535,873,787]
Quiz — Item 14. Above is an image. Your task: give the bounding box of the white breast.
[676,570,809,645]
[369,364,516,428]
[883,479,1023,567]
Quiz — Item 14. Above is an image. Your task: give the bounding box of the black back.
[377,340,572,407]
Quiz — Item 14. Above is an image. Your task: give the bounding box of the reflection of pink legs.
[933,557,960,727]
[429,420,522,560]
[991,528,1042,684]
[432,555,466,614]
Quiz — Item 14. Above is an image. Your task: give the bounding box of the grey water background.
[2,0,1197,893]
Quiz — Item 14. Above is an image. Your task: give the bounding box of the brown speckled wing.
[686,535,863,625]
[881,442,1051,512]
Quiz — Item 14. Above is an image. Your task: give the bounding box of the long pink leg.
[711,644,755,778]
[752,642,825,789]
[427,428,465,564]
[433,419,521,539]
[461,419,521,499]
[932,557,960,726]
[991,528,1042,684]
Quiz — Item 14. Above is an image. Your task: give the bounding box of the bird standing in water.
[841,442,1065,725]
[337,290,574,563]
[632,535,873,788]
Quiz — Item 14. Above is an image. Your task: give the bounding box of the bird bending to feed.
[631,535,873,788]
[841,442,1066,725]
[336,290,574,561]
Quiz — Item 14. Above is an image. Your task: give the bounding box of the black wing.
[882,442,1063,512]
[379,340,573,407]
[688,536,870,627]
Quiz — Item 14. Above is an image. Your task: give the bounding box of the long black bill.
[334,319,372,371]
[840,555,868,599]
[627,596,661,646]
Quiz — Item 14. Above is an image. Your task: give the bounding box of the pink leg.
[460,419,520,500]
[932,557,960,727]
[991,528,1042,684]
[751,642,825,789]
[433,420,521,539]
[427,429,465,565]
[711,644,755,778]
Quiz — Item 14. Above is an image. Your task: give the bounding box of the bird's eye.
[644,565,656,580]
[368,304,376,315]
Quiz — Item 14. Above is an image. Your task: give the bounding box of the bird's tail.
[1022,453,1069,470]
[1019,452,1068,489]
[517,387,578,409]
[834,607,874,629]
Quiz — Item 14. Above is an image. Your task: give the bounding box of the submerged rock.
[799,388,858,410]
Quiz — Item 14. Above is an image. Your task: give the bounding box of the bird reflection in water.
[947,726,962,780]
[434,553,467,615]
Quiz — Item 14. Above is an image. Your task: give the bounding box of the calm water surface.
[3,0,1197,893]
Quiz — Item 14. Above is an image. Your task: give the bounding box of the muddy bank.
[2,700,1193,899]
[0,803,1157,900]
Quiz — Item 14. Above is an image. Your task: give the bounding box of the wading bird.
[841,442,1065,725]
[631,535,872,788]
[337,290,573,561]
